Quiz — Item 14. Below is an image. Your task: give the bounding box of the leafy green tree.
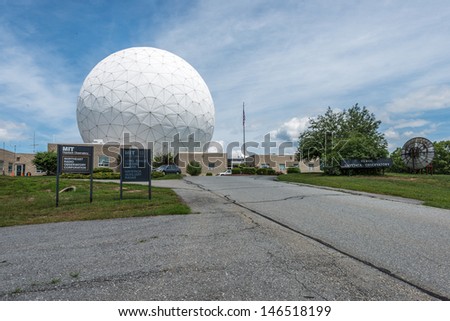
[432,140,450,174]
[153,153,174,167]
[388,147,408,173]
[297,104,388,174]
[32,151,57,175]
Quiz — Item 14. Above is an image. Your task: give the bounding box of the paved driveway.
[0,178,437,300]
[186,176,450,300]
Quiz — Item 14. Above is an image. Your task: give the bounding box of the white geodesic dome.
[76,47,215,154]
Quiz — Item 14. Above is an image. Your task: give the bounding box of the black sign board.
[121,148,150,182]
[340,158,393,169]
[120,148,152,200]
[56,145,94,207]
[58,145,93,174]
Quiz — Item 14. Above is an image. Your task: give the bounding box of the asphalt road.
[186,175,450,300]
[0,177,442,300]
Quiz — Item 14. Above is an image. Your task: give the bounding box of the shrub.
[241,167,256,175]
[266,168,276,175]
[256,168,267,175]
[206,172,213,176]
[187,161,202,176]
[232,168,241,175]
[151,171,165,179]
[287,167,300,174]
[94,172,120,179]
[93,167,114,173]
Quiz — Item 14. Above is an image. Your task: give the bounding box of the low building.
[0,148,43,176]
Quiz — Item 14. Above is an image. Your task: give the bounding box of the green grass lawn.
[278,173,450,209]
[0,176,190,227]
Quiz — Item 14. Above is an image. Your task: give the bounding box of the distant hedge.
[232,168,241,175]
[93,167,114,173]
[241,167,256,175]
[151,171,165,179]
[287,167,300,174]
[256,168,276,175]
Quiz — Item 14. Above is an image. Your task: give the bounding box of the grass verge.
[0,176,190,227]
[278,173,450,209]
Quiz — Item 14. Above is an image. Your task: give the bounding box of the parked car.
[218,169,232,176]
[155,164,181,175]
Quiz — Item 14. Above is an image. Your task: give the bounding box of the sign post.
[120,148,152,200]
[56,145,94,207]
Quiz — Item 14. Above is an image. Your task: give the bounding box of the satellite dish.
[401,137,435,170]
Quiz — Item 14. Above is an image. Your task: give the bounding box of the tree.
[297,104,388,174]
[387,147,408,173]
[153,153,174,167]
[32,151,57,175]
[432,140,450,174]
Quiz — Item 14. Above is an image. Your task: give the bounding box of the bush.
[256,168,277,175]
[206,172,213,176]
[187,161,202,176]
[256,168,267,175]
[232,168,241,175]
[95,172,120,179]
[151,171,165,179]
[93,167,114,173]
[241,167,256,175]
[287,167,300,174]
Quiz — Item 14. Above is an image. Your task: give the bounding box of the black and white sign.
[121,148,150,182]
[56,145,94,207]
[340,158,393,169]
[58,145,93,174]
[119,148,152,200]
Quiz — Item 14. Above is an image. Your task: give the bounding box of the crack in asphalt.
[235,193,345,204]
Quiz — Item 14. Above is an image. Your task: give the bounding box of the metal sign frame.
[119,148,152,200]
[56,145,94,207]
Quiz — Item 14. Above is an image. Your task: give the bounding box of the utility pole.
[30,131,39,153]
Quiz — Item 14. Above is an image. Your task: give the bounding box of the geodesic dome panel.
[76,47,215,154]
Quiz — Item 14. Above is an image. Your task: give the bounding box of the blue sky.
[1,0,450,154]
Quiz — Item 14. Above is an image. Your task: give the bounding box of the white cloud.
[393,119,430,129]
[0,26,78,129]
[270,117,310,142]
[384,128,400,140]
[387,86,450,113]
[0,120,28,142]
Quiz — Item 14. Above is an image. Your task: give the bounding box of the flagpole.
[242,102,246,160]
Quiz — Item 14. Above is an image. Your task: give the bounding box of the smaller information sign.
[120,148,152,200]
[121,148,149,182]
